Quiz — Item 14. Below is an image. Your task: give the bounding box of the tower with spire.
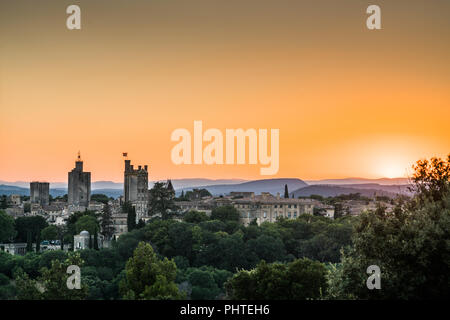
[68,151,91,208]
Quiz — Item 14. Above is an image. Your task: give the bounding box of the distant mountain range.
[179,178,308,196]
[290,184,411,198]
[0,179,247,191]
[0,177,413,199]
[155,179,247,190]
[304,177,409,185]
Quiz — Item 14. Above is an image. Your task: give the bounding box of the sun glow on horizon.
[377,163,409,179]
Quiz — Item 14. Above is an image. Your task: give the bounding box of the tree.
[410,154,450,203]
[100,203,115,240]
[148,182,178,220]
[93,229,99,250]
[66,210,97,236]
[185,189,212,200]
[188,269,220,300]
[136,219,146,229]
[0,273,16,299]
[120,242,183,299]
[15,252,89,300]
[246,234,286,263]
[26,230,33,252]
[225,258,327,299]
[75,215,99,235]
[0,210,16,242]
[14,216,48,243]
[23,203,31,213]
[123,202,136,232]
[210,206,240,222]
[184,210,209,223]
[35,231,41,252]
[284,184,289,198]
[90,194,111,205]
[57,225,67,250]
[167,180,174,193]
[333,202,344,219]
[41,225,59,241]
[329,155,450,299]
[0,196,7,209]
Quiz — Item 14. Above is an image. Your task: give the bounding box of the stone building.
[112,212,128,238]
[30,182,49,206]
[232,192,315,226]
[176,199,215,216]
[8,194,21,206]
[105,199,128,238]
[5,207,24,218]
[175,192,317,226]
[124,157,149,222]
[68,152,91,208]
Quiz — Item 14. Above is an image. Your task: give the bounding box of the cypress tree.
[93,228,99,250]
[137,219,145,229]
[284,184,289,198]
[100,203,114,240]
[35,231,41,252]
[127,206,136,232]
[89,235,92,249]
[26,230,33,252]
[167,180,174,193]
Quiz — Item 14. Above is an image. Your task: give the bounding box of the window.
[263,212,267,218]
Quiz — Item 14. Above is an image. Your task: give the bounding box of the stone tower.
[68,152,91,208]
[30,182,49,206]
[124,155,149,222]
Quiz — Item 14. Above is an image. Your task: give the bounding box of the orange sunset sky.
[1,0,449,182]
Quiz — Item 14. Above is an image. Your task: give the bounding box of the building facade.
[124,158,149,222]
[0,243,27,256]
[30,182,49,206]
[175,192,317,226]
[68,153,91,208]
[233,193,315,225]
[8,194,21,206]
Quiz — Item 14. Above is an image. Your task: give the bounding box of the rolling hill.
[179,178,308,196]
[290,184,410,198]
